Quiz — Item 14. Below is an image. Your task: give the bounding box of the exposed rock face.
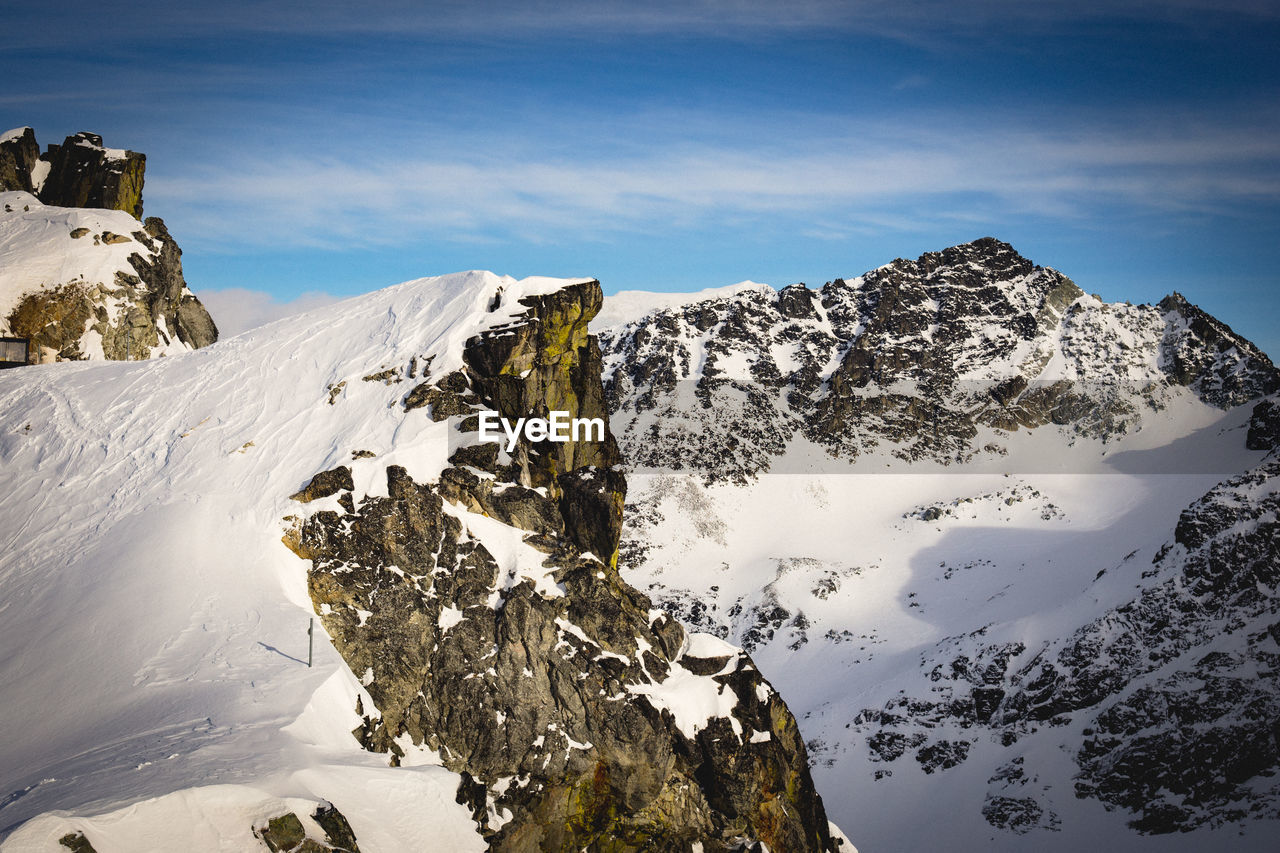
[598,238,1279,482]
[0,127,40,194]
[0,127,218,361]
[284,280,838,851]
[766,451,1278,837]
[124,216,219,351]
[3,212,218,360]
[6,282,97,361]
[21,131,146,218]
[256,803,362,852]
[1248,398,1280,450]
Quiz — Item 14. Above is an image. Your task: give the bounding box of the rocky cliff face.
[0,127,40,194]
[284,281,841,851]
[598,238,1279,482]
[0,127,216,362]
[1,129,145,217]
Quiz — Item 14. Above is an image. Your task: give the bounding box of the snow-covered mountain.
[0,271,848,852]
[4,231,1278,852]
[0,128,217,363]
[593,238,1280,850]
[599,238,1276,481]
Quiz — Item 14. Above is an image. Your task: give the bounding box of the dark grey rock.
[57,832,97,853]
[1247,398,1280,451]
[1,127,39,193]
[37,132,145,218]
[290,467,355,503]
[285,280,838,851]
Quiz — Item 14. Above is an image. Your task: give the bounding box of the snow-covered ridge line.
[0,270,597,850]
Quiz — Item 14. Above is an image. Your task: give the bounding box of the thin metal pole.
[307,618,314,667]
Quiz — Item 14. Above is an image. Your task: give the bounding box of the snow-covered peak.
[1,126,31,145]
[596,238,1278,481]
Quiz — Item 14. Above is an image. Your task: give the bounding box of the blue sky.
[4,0,1280,353]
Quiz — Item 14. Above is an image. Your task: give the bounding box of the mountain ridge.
[2,234,1278,851]
[596,237,1278,483]
[0,270,850,852]
[592,237,1280,849]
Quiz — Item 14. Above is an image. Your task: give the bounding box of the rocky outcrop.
[0,127,40,194]
[123,216,219,351]
[1248,398,1280,450]
[0,127,218,361]
[57,832,97,853]
[255,804,361,852]
[4,214,218,360]
[284,280,838,851]
[5,282,97,361]
[598,238,1279,482]
[0,130,147,218]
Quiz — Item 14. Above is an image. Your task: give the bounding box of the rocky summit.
[0,127,216,362]
[1,129,145,218]
[283,280,842,852]
[599,237,1278,481]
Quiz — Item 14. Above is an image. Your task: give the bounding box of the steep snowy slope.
[0,272,569,850]
[0,271,849,852]
[594,240,1280,850]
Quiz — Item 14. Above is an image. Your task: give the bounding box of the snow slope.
[0,271,589,850]
[592,281,774,329]
[617,413,1276,851]
[0,190,205,360]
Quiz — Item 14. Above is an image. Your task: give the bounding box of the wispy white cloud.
[149,106,1280,252]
